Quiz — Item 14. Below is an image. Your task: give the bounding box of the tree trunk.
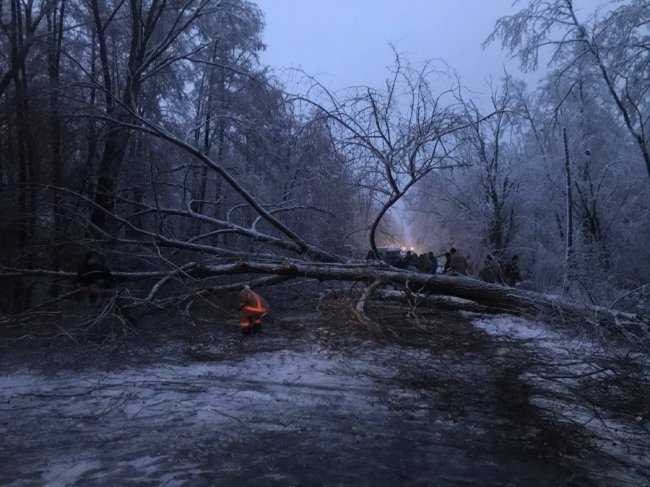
[563,128,574,293]
[47,0,66,297]
[183,260,646,330]
[2,258,645,337]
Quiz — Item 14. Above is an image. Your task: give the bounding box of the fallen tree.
[2,258,646,338]
[0,58,646,346]
[186,260,648,333]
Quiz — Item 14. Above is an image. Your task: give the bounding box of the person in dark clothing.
[417,253,432,273]
[75,253,114,302]
[403,251,418,271]
[445,248,468,275]
[503,255,522,286]
[479,254,503,283]
[428,252,438,274]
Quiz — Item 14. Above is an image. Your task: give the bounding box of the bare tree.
[86,0,215,230]
[296,53,478,261]
[0,0,646,333]
[455,82,520,254]
[486,0,650,179]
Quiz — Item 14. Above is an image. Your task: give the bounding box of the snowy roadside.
[1,307,648,486]
[470,313,650,483]
[0,348,391,486]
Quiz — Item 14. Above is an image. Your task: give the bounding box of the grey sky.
[253,0,536,247]
[255,0,534,98]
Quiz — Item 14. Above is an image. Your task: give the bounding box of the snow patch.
[470,314,649,482]
[42,460,100,486]
[0,350,388,484]
[471,314,598,357]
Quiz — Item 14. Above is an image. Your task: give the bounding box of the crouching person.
[75,253,114,303]
[238,285,270,336]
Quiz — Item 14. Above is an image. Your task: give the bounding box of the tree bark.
[563,128,574,293]
[2,259,645,332]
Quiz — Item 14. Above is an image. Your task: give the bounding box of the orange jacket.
[238,289,269,313]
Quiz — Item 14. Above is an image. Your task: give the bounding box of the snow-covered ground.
[1,309,648,485]
[472,314,650,484]
[1,348,391,485]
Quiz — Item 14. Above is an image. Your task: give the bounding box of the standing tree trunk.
[9,0,40,309]
[88,0,120,231]
[46,0,66,296]
[87,0,212,232]
[563,128,574,293]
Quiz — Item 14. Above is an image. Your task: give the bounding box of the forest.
[0,0,647,313]
[0,0,648,485]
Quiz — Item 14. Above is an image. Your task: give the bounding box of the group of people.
[75,246,519,339]
[392,250,441,274]
[479,254,521,286]
[367,247,522,286]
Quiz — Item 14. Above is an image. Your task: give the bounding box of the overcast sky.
[254,0,540,98]
[253,0,539,245]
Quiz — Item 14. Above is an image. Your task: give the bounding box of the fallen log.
[1,260,646,337]
[189,260,647,335]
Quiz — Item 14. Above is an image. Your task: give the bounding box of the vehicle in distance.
[376,247,405,266]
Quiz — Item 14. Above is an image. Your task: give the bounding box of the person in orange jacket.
[238,285,270,336]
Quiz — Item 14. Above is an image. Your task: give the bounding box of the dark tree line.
[0,0,359,312]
